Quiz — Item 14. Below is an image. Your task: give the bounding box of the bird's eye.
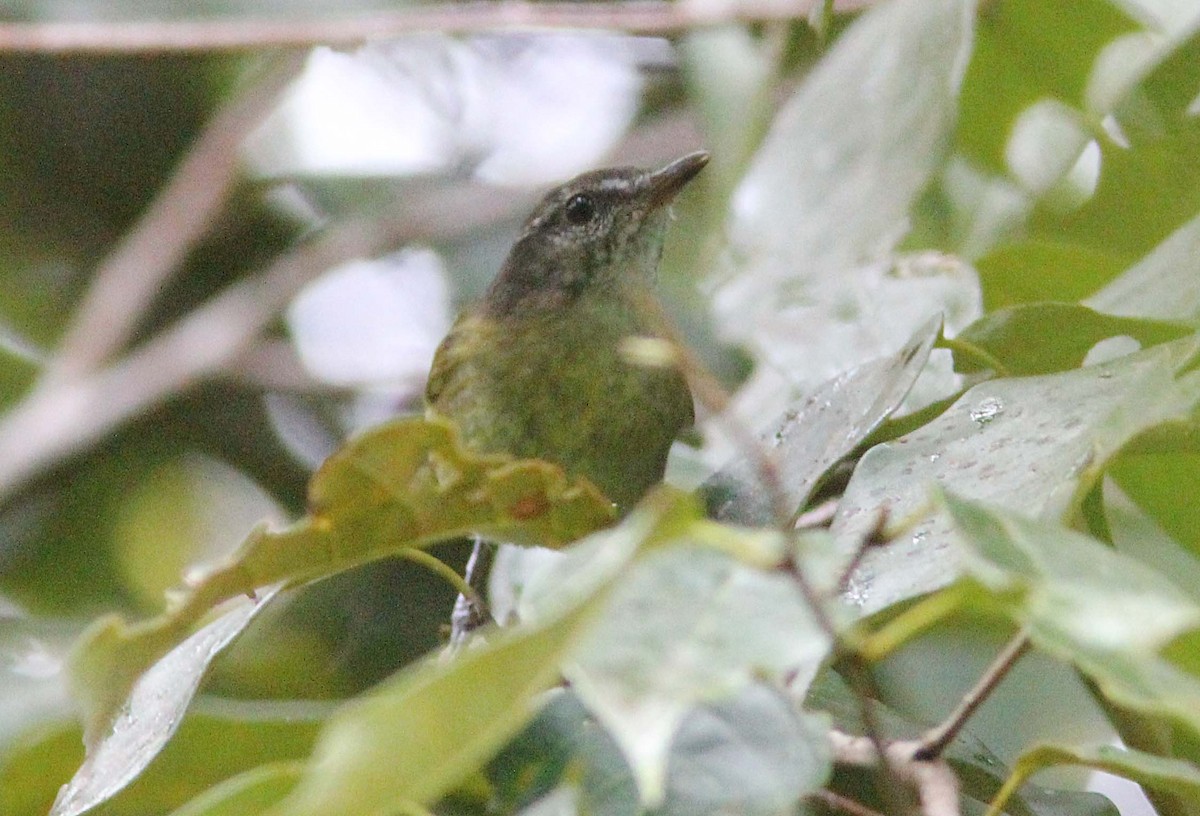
[564,193,596,225]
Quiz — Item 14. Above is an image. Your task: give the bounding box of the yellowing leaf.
[70,416,614,750]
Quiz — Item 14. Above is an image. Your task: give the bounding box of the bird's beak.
[645,151,710,210]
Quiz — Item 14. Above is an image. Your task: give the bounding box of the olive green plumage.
[426,152,707,509]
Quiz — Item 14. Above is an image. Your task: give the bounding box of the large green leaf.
[948,302,1190,376]
[707,316,940,524]
[549,541,831,803]
[661,683,830,816]
[63,416,613,803]
[945,493,1200,741]
[264,491,685,816]
[833,336,1200,615]
[989,743,1200,816]
[710,0,977,414]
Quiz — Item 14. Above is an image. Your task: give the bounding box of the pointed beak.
[645,151,709,210]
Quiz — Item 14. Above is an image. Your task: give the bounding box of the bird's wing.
[425,313,484,409]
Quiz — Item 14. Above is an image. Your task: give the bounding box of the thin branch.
[794,497,839,528]
[624,290,839,630]
[0,1,876,55]
[837,653,918,816]
[0,184,529,502]
[914,631,1032,761]
[834,507,889,593]
[830,730,962,816]
[40,54,306,386]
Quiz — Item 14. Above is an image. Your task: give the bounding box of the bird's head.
[484,151,709,316]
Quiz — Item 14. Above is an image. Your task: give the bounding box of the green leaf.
[947,302,1191,375]
[945,491,1200,653]
[661,683,830,816]
[547,542,831,803]
[834,336,1200,615]
[977,239,1131,311]
[265,491,684,816]
[69,416,614,750]
[1046,23,1200,262]
[164,763,302,816]
[711,0,977,404]
[990,743,1200,816]
[1086,210,1200,324]
[707,316,940,524]
[955,0,1134,172]
[52,588,283,816]
[944,492,1200,741]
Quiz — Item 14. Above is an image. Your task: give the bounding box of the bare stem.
[0,0,878,55]
[834,508,889,593]
[914,630,1032,761]
[41,54,305,385]
[0,185,527,502]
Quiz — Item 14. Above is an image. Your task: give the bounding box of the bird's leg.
[449,536,496,646]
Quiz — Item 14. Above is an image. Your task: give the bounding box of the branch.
[0,1,877,55]
[830,730,962,816]
[0,184,530,502]
[41,54,305,385]
[915,631,1032,761]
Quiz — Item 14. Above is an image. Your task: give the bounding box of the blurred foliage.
[3,1,1200,816]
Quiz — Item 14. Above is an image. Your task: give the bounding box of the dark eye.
[564,193,596,225]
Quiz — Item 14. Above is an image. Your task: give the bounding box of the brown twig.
[626,290,920,811]
[0,184,529,502]
[794,497,839,529]
[914,631,1032,761]
[835,507,890,593]
[40,54,305,386]
[0,1,877,55]
[830,730,962,816]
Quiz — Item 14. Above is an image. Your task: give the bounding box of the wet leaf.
[834,336,1200,615]
[710,0,977,415]
[266,492,680,816]
[946,493,1200,740]
[550,540,831,803]
[707,316,940,525]
[949,302,1191,376]
[67,416,613,788]
[52,589,282,816]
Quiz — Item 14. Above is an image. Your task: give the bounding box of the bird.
[425,150,708,638]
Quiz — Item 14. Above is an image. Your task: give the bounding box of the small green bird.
[426,151,708,635]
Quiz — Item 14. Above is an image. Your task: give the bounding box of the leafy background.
[3,0,1200,815]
